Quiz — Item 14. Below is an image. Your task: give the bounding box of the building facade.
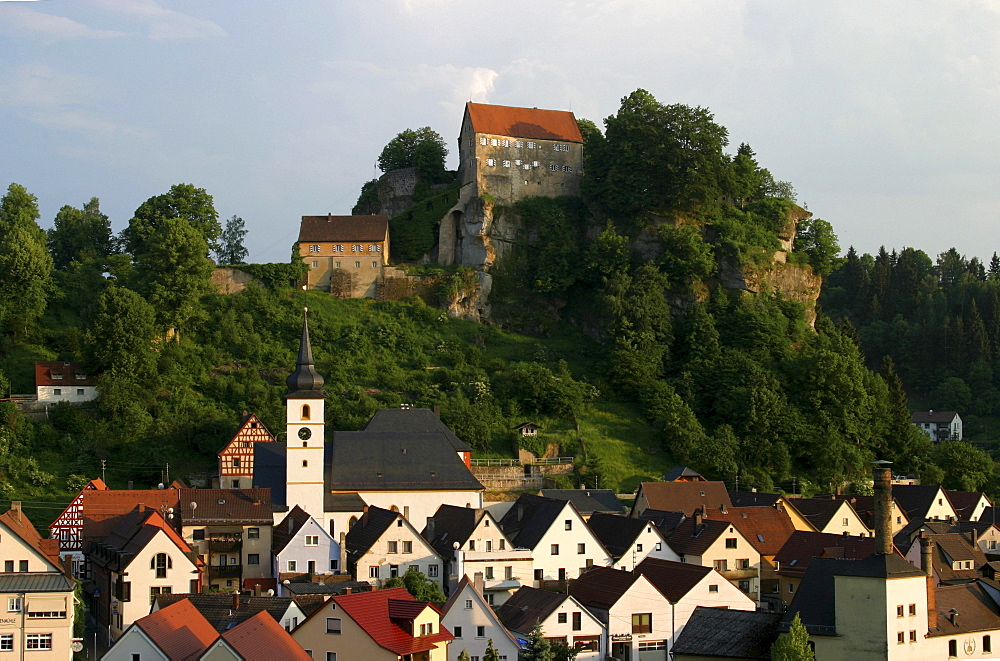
[297,214,389,297]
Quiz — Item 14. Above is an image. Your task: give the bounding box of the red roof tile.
[635,481,732,517]
[34,361,94,386]
[0,506,62,568]
[773,531,877,578]
[134,599,218,660]
[466,103,583,142]
[332,587,453,656]
[298,215,389,243]
[704,506,796,556]
[81,489,180,542]
[219,610,312,660]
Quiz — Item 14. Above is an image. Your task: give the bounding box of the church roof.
[465,103,583,142]
[363,408,472,452]
[286,310,324,399]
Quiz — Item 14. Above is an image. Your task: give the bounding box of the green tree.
[85,286,157,379]
[378,127,449,183]
[0,183,46,241]
[604,265,673,395]
[353,179,381,215]
[771,612,812,660]
[131,217,213,332]
[657,223,716,287]
[932,441,996,492]
[382,567,446,602]
[794,217,841,276]
[0,184,53,338]
[521,622,553,661]
[457,652,471,661]
[124,183,221,255]
[484,639,503,661]
[47,198,115,270]
[215,215,249,264]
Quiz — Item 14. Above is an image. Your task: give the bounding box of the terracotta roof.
[331,587,453,655]
[81,488,181,542]
[496,586,572,634]
[155,593,298,633]
[634,557,714,602]
[929,581,1000,636]
[298,215,388,243]
[671,606,780,659]
[133,599,219,661]
[0,507,62,568]
[219,610,312,660]
[569,566,646,610]
[465,102,583,142]
[910,410,960,423]
[704,506,796,556]
[773,531,877,578]
[633,481,732,517]
[34,360,94,387]
[179,488,273,526]
[665,518,732,557]
[946,490,990,521]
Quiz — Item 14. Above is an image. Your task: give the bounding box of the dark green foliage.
[215,215,249,265]
[389,186,459,262]
[382,566,446,602]
[378,127,449,184]
[48,198,115,270]
[124,183,221,255]
[657,223,715,287]
[353,179,380,215]
[771,613,812,661]
[794,217,841,276]
[0,184,53,339]
[235,262,305,290]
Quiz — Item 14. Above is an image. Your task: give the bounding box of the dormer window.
[51,373,64,380]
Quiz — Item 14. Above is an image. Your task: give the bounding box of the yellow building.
[292,587,452,661]
[297,214,390,297]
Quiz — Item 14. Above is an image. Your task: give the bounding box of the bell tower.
[285,308,326,517]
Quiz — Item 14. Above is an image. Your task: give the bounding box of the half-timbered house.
[48,477,108,577]
[217,413,276,489]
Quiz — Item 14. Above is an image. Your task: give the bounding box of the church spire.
[286,308,325,397]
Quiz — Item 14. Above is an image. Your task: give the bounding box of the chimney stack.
[11,501,21,523]
[338,532,347,574]
[970,528,979,548]
[233,591,240,611]
[873,461,893,555]
[425,517,436,542]
[473,572,485,597]
[128,480,134,490]
[693,507,704,528]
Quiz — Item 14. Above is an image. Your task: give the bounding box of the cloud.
[89,0,226,40]
[0,5,128,40]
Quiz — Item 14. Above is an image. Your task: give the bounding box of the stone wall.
[211,267,261,294]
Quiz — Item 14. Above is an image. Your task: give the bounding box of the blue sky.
[2,0,999,264]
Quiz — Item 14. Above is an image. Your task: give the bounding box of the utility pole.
[100,459,106,483]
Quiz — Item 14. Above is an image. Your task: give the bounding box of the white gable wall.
[442,581,519,661]
[104,625,170,661]
[612,525,678,572]
[530,503,612,583]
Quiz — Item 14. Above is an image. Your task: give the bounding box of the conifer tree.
[771,613,812,660]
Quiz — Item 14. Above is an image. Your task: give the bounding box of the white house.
[441,575,520,661]
[34,361,97,403]
[273,505,342,593]
[911,410,963,441]
[496,587,605,660]
[345,505,443,588]
[586,511,678,572]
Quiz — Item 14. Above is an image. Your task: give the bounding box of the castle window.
[515,140,523,148]
[369,244,380,252]
[502,139,510,147]
[490,138,499,146]
[334,244,343,252]
[502,160,511,168]
[563,165,572,172]
[487,158,496,167]
[523,164,530,171]
[335,262,341,268]
[355,261,360,268]
[527,141,536,149]
[312,261,318,268]
[302,404,310,420]
[309,245,320,253]
[480,137,487,145]
[352,244,362,252]
[532,161,539,168]
[302,460,308,468]
[550,164,558,172]
[514,159,522,166]
[372,261,378,268]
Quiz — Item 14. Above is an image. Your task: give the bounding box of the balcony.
[719,568,757,581]
[208,535,243,553]
[209,564,243,578]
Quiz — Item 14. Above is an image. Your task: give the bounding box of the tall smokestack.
[920,533,935,577]
[873,461,893,555]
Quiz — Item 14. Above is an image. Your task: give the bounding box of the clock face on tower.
[297,427,312,440]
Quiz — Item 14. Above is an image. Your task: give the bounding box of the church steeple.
[286,308,325,398]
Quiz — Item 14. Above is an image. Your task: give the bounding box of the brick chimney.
[473,572,485,597]
[10,501,21,523]
[922,534,938,630]
[693,507,704,528]
[873,462,893,555]
[233,591,240,611]
[425,517,436,542]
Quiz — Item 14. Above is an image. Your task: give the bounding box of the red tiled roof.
[178,488,272,526]
[466,103,583,142]
[635,481,732,517]
[219,610,312,660]
[773,531,877,578]
[332,587,453,656]
[135,599,218,661]
[34,361,94,386]
[81,489,180,542]
[0,507,62,568]
[705,506,797,556]
[298,215,389,243]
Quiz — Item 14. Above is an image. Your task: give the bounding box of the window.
[632,613,652,634]
[897,631,905,644]
[354,262,360,268]
[150,586,171,605]
[369,566,379,578]
[515,141,523,148]
[326,618,341,634]
[564,519,573,531]
[247,554,259,565]
[352,244,362,253]
[636,544,643,552]
[369,244,381,252]
[4,561,13,572]
[334,244,343,252]
[77,389,85,396]
[428,565,439,577]
[842,518,849,526]
[505,566,513,580]
[563,165,572,172]
[948,639,957,657]
[390,565,399,577]
[402,541,412,554]
[490,138,499,147]
[534,569,543,581]
[523,163,530,170]
[480,137,488,145]
[531,160,539,167]
[572,611,581,631]
[330,559,339,572]
[486,540,492,552]
[335,262,341,268]
[288,561,297,572]
[502,160,511,168]
[302,460,308,468]
[788,583,794,593]
[7,598,21,612]
[514,159,522,166]
[454,625,463,637]
[0,635,11,652]
[477,625,486,638]
[487,158,497,167]
[485,566,494,579]
[909,603,916,616]
[309,245,320,253]
[151,553,171,578]
[558,613,567,624]
[736,558,750,570]
[709,584,719,593]
[550,164,558,172]
[499,539,506,550]
[910,630,917,642]
[326,654,336,661]
[25,634,52,650]
[18,561,27,572]
[387,541,398,554]
[527,141,536,149]
[637,641,666,651]
[305,535,319,547]
[247,528,259,539]
[714,560,728,571]
[985,635,992,653]
[739,580,751,592]
[551,544,559,555]
[725,538,738,549]
[53,388,61,395]
[468,540,476,551]
[372,261,378,268]
[577,543,586,554]
[302,404,311,420]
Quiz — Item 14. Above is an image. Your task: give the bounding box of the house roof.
[586,512,652,560]
[81,488,181,541]
[892,485,955,521]
[496,586,572,634]
[498,494,573,550]
[273,505,313,555]
[422,504,486,557]
[633,481,732,517]
[155,593,298,633]
[441,576,520,647]
[929,581,1000,637]
[217,412,275,455]
[773,531,877,578]
[325,492,367,513]
[178,488,273,526]
[298,215,389,243]
[345,506,432,566]
[910,410,960,423]
[832,494,908,530]
[0,573,75,593]
[634,509,686,536]
[671,606,781,659]
[784,497,858,531]
[634,557,714,602]
[331,587,454,656]
[1,507,61,568]
[946,490,990,521]
[364,408,472,453]
[538,489,625,516]
[283,581,373,597]
[465,103,583,142]
[978,507,1000,524]
[91,508,196,572]
[779,557,848,636]
[665,517,732,557]
[218,609,312,660]
[34,360,93,387]
[893,517,953,554]
[833,552,925,579]
[704,506,796,556]
[728,491,781,508]
[663,466,705,482]
[133,599,219,661]
[927,533,988,583]
[569,566,646,610]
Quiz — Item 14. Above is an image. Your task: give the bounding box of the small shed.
[514,422,541,437]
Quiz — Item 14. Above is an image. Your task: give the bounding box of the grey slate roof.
[495,586,571,634]
[834,552,925,578]
[663,466,705,482]
[892,484,950,521]
[273,505,311,554]
[0,572,75,593]
[779,557,848,635]
[586,512,649,560]
[729,491,781,508]
[363,408,472,453]
[634,508,686,536]
[497,494,569,550]
[672,606,781,659]
[538,489,625,516]
[345,506,402,565]
[283,581,372,596]
[422,504,484,557]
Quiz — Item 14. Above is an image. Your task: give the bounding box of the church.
[220,310,485,538]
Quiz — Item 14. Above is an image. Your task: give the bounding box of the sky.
[1,0,999,264]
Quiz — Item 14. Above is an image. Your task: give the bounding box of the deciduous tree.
[124,183,221,255]
[48,198,114,270]
[771,612,812,660]
[215,215,249,265]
